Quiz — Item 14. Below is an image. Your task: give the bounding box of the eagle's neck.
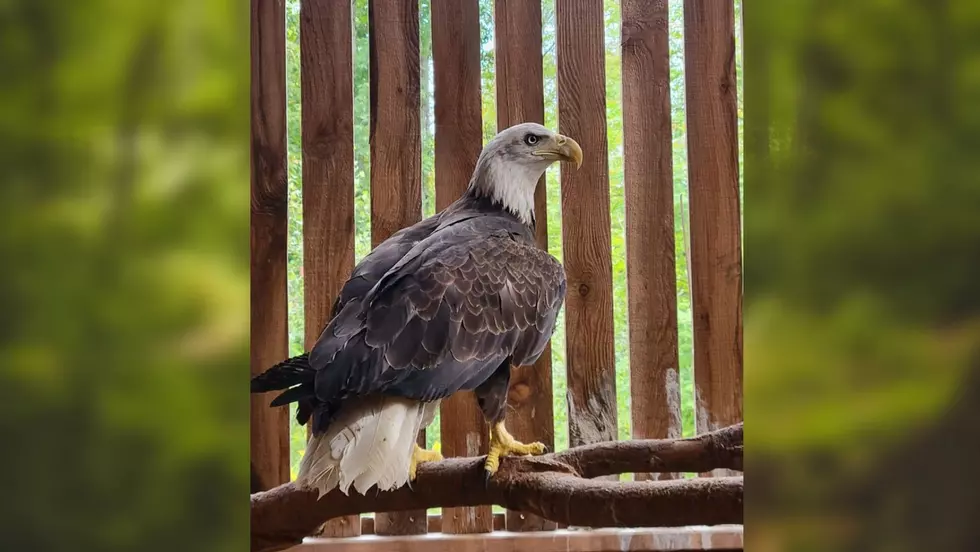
[466,155,543,227]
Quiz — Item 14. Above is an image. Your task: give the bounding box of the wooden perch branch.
[251,423,743,552]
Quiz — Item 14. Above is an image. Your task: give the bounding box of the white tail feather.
[376,410,421,490]
[296,396,440,498]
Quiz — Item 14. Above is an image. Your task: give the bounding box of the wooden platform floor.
[297,525,744,552]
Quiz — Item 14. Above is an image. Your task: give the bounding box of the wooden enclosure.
[251,0,742,548]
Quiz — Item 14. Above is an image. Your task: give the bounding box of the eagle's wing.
[281,216,440,427]
[310,219,566,414]
[329,216,441,318]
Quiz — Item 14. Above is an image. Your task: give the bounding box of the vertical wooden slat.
[556,0,618,449]
[683,0,743,456]
[622,0,681,481]
[301,0,359,537]
[431,0,492,535]
[369,0,422,247]
[369,0,425,535]
[250,0,290,492]
[494,0,556,532]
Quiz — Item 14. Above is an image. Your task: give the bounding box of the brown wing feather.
[386,235,565,370]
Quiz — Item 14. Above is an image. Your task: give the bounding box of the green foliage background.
[745,0,980,550]
[0,0,249,550]
[282,0,743,476]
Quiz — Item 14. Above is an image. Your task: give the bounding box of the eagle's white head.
[468,122,583,226]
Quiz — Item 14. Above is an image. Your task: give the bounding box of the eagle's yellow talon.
[483,422,547,475]
[409,443,443,481]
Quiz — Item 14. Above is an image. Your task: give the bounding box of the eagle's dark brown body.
[252,190,567,435]
[251,122,580,495]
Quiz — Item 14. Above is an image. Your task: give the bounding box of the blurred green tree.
[744,0,980,549]
[0,0,249,550]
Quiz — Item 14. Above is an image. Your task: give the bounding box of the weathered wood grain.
[430,0,492,535]
[683,0,743,448]
[555,0,618,449]
[369,0,422,249]
[368,0,424,535]
[250,0,290,493]
[494,0,557,531]
[621,0,682,481]
[300,0,359,537]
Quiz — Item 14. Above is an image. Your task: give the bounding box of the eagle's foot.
[484,421,547,476]
[409,443,443,481]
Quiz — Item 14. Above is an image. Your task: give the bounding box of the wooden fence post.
[684,0,744,468]
[494,0,557,531]
[622,0,683,480]
[430,0,494,535]
[555,0,618,452]
[301,0,359,537]
[368,0,426,536]
[250,0,291,493]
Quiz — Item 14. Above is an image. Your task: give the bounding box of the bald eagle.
[251,123,582,497]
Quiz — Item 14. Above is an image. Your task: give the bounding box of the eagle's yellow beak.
[554,134,583,169]
[533,134,583,169]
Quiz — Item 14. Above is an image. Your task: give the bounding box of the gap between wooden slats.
[367,0,427,535]
[301,0,360,537]
[430,0,493,535]
[621,0,682,481]
[250,0,291,493]
[683,0,743,477]
[555,0,618,452]
[493,0,557,531]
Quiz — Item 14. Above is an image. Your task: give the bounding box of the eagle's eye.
[523,134,539,146]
